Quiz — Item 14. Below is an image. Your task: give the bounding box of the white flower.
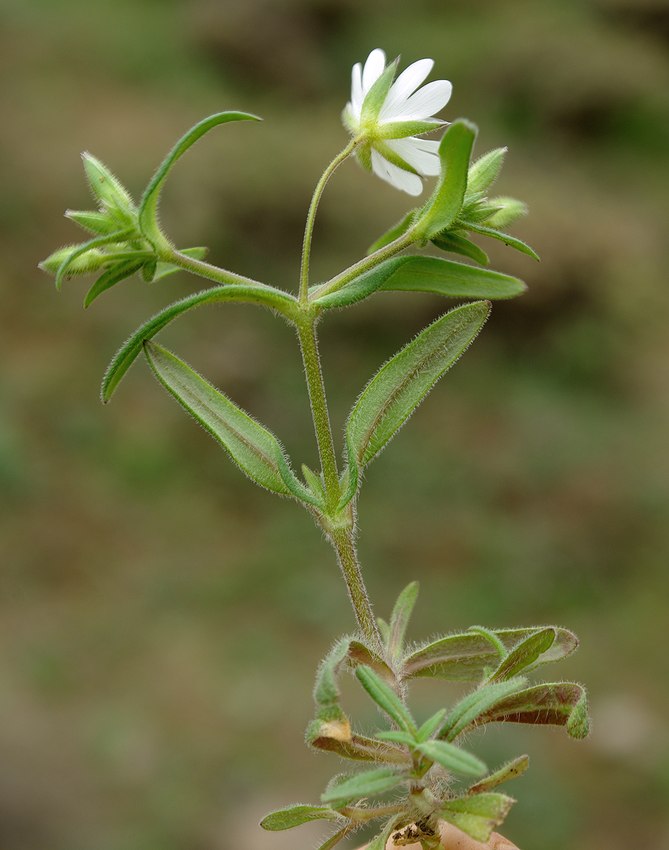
[343,48,453,196]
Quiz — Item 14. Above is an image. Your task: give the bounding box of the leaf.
[348,641,396,684]
[416,708,447,742]
[143,342,296,496]
[84,259,145,308]
[441,793,514,842]
[307,721,408,764]
[321,767,406,807]
[463,682,590,739]
[316,826,353,850]
[139,111,261,248]
[367,211,416,254]
[467,755,530,794]
[377,617,391,645]
[415,120,477,239]
[346,301,490,469]
[375,730,415,746]
[431,231,489,265]
[101,282,296,402]
[467,147,507,194]
[355,665,417,734]
[388,581,419,661]
[462,221,540,262]
[440,678,527,742]
[416,740,487,777]
[260,805,342,831]
[403,626,579,680]
[314,255,524,310]
[488,628,556,682]
[367,817,404,850]
[65,209,120,235]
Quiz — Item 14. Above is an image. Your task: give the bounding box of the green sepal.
[82,152,135,217]
[143,342,298,497]
[461,201,505,223]
[139,111,261,250]
[53,229,135,290]
[151,247,209,282]
[403,626,579,680]
[415,739,487,777]
[302,464,326,502]
[441,793,514,842]
[367,211,416,255]
[101,282,296,402]
[416,708,447,742]
[466,147,507,195]
[485,197,527,228]
[65,209,121,235]
[376,119,442,140]
[321,767,406,807]
[260,805,343,831]
[467,755,530,794]
[355,665,417,734]
[431,231,489,265]
[314,256,524,310]
[346,301,490,469]
[440,678,527,742]
[141,258,158,283]
[414,120,477,240]
[387,581,419,661]
[84,258,145,308]
[488,628,556,682]
[460,682,590,739]
[360,59,398,126]
[461,221,540,262]
[39,244,108,277]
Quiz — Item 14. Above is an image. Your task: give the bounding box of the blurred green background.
[2,0,669,847]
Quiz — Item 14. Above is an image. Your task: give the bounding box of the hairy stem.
[162,247,266,289]
[299,139,356,304]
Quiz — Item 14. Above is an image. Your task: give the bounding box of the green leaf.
[82,152,134,215]
[431,231,489,265]
[377,617,391,644]
[467,147,507,195]
[143,342,296,496]
[314,256,524,310]
[441,793,514,842]
[415,120,477,239]
[403,626,579,680]
[139,111,261,249]
[375,730,415,746]
[467,755,530,794]
[101,282,296,402]
[462,221,540,261]
[260,805,342,831]
[65,209,120,235]
[316,826,352,850]
[151,247,209,282]
[367,211,416,254]
[488,628,556,682]
[440,678,527,742]
[367,818,404,850]
[345,301,490,469]
[416,708,447,742]
[462,682,590,739]
[307,720,408,764]
[388,581,419,661]
[84,258,145,308]
[348,641,396,683]
[355,665,416,734]
[416,740,487,777]
[321,767,406,807]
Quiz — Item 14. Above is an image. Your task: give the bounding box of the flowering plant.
[41,49,588,850]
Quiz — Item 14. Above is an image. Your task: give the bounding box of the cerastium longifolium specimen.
[41,48,589,850]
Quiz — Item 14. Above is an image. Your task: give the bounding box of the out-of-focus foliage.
[1,0,668,848]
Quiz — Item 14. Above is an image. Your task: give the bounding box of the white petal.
[362,48,386,94]
[390,79,453,120]
[350,62,363,119]
[371,149,424,196]
[379,58,434,120]
[385,137,441,176]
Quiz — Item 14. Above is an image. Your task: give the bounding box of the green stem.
[299,139,356,304]
[162,247,266,289]
[329,524,383,653]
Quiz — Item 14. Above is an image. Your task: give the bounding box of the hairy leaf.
[416,708,447,742]
[416,739,487,777]
[488,628,556,682]
[440,678,527,742]
[467,755,530,794]
[388,581,420,661]
[84,259,145,308]
[441,793,514,842]
[355,665,416,734]
[321,767,406,807]
[260,805,342,831]
[467,147,507,195]
[65,209,121,235]
[462,221,540,261]
[432,231,489,265]
[367,211,416,254]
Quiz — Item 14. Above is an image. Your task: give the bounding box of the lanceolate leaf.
[488,628,556,682]
[367,211,416,254]
[143,342,296,496]
[388,582,420,661]
[260,805,342,831]
[462,221,540,262]
[84,259,145,308]
[314,256,524,310]
[316,826,353,850]
[441,793,514,842]
[415,120,477,239]
[440,678,527,742]
[355,665,417,734]
[403,626,579,680]
[416,708,447,742]
[139,111,260,248]
[307,721,408,764]
[432,231,490,265]
[416,739,488,777]
[467,755,530,795]
[469,683,590,739]
[346,301,490,468]
[101,283,296,402]
[321,767,406,807]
